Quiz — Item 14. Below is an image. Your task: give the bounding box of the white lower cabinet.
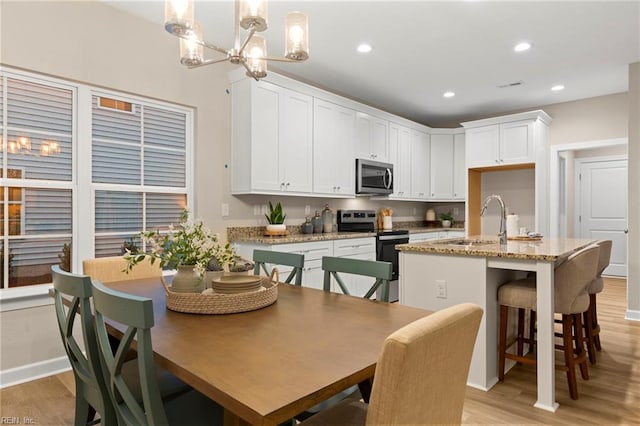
[409,230,466,243]
[232,237,377,294]
[331,237,377,297]
[232,240,333,290]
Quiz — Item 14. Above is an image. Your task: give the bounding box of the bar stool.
[497,245,599,400]
[583,240,612,364]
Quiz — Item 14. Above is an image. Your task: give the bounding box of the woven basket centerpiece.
[162,270,280,315]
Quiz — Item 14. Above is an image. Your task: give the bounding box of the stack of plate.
[211,275,262,294]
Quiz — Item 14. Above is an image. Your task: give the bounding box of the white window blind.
[92,94,189,258]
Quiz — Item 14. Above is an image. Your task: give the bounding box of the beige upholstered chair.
[300,303,483,425]
[498,245,600,400]
[584,239,612,363]
[83,256,161,283]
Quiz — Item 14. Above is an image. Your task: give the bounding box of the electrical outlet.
[305,205,311,216]
[261,204,268,215]
[254,204,260,216]
[453,207,459,217]
[221,203,229,217]
[436,280,447,299]
[413,207,417,215]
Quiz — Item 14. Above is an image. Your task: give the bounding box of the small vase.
[171,265,204,293]
[441,220,452,228]
[266,224,286,232]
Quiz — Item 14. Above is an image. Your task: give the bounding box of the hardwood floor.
[1,278,638,425]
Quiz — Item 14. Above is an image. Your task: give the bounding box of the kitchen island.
[397,236,596,412]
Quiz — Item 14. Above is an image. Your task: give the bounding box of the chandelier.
[164,0,309,80]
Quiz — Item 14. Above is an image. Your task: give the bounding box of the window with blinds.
[92,95,188,258]
[0,68,193,289]
[0,74,74,288]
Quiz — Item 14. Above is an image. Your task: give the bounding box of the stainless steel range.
[337,210,408,302]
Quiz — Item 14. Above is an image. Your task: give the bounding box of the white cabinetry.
[313,99,355,196]
[465,120,534,168]
[409,232,441,243]
[331,237,377,297]
[355,112,389,161]
[410,130,430,200]
[429,134,454,199]
[232,240,333,291]
[453,133,466,200]
[231,79,313,195]
[388,122,412,199]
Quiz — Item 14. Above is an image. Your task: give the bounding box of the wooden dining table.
[103,277,431,425]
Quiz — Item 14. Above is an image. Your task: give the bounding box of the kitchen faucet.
[480,194,507,245]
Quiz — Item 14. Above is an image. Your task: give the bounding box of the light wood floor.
[1,278,638,425]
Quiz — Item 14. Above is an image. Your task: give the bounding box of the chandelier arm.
[187,57,233,69]
[262,56,306,63]
[237,26,257,56]
[200,40,232,56]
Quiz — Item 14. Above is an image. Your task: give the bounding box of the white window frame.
[0,67,194,311]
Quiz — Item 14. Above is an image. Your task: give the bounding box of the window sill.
[0,284,54,313]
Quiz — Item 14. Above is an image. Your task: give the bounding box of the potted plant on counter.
[265,201,287,234]
[439,211,454,228]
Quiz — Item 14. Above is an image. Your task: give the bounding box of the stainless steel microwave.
[356,158,393,195]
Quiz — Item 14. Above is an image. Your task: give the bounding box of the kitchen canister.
[321,204,333,233]
[311,211,322,233]
[426,209,436,222]
[506,213,520,238]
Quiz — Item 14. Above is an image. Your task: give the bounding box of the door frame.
[550,138,627,238]
[573,155,627,238]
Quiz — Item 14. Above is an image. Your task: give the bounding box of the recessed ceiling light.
[443,91,455,98]
[357,43,372,53]
[514,42,531,52]
[551,84,565,91]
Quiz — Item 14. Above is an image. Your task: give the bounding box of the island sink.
[432,238,497,247]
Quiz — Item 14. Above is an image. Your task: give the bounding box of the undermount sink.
[433,239,497,247]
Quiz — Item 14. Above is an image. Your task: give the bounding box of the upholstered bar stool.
[497,245,599,400]
[583,240,612,364]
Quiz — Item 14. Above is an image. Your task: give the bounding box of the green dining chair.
[52,265,117,426]
[253,249,305,285]
[91,279,224,426]
[322,256,393,302]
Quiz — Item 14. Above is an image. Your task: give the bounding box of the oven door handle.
[377,235,409,241]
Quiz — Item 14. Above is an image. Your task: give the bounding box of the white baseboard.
[0,356,71,389]
[625,309,640,321]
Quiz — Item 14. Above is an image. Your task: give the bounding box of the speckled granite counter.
[396,235,595,261]
[228,224,464,244]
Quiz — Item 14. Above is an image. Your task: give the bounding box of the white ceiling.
[105,0,639,127]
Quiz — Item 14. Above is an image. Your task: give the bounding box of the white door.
[577,158,628,276]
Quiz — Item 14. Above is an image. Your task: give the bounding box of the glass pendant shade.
[180,22,204,66]
[285,12,309,61]
[239,0,268,32]
[245,35,268,78]
[165,0,195,35]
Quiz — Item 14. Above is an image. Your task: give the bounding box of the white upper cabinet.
[232,79,312,195]
[429,133,454,199]
[355,112,389,162]
[463,111,550,169]
[388,122,412,199]
[453,133,466,200]
[313,99,355,197]
[410,129,430,200]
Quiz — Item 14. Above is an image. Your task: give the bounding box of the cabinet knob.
[337,186,340,191]
[495,159,499,163]
[286,182,290,187]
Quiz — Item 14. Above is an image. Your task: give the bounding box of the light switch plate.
[221,203,229,217]
[436,280,447,299]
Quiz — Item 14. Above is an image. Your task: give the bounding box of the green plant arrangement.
[124,209,236,277]
[265,201,286,224]
[439,211,454,222]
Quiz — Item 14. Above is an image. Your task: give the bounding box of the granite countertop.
[228,224,465,245]
[396,235,596,261]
